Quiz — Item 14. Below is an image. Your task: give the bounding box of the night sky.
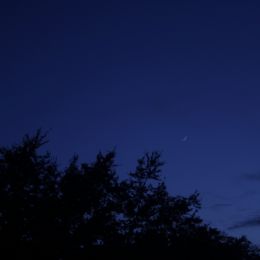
[1,0,260,244]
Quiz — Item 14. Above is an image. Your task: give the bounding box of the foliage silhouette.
[0,131,259,259]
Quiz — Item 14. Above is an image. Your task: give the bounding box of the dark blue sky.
[1,0,260,244]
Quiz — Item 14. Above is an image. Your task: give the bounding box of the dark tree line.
[0,130,259,259]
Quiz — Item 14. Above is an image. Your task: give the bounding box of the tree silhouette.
[0,131,259,259]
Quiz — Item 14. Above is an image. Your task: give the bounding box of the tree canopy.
[0,130,259,259]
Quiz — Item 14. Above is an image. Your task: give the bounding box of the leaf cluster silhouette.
[0,131,259,259]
